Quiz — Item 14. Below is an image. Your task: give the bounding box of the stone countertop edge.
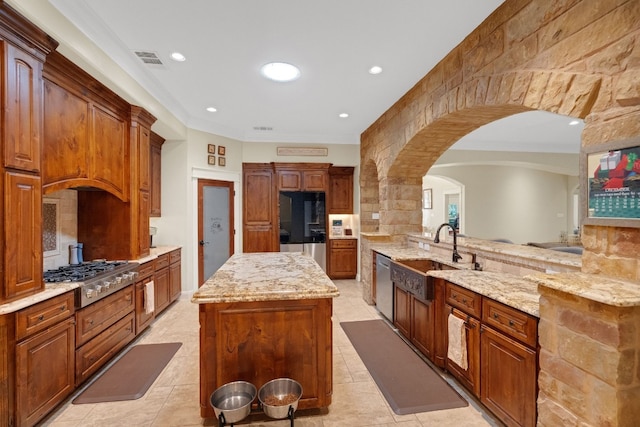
[192,252,340,304]
[525,272,640,307]
[371,244,475,270]
[427,269,540,317]
[0,245,183,315]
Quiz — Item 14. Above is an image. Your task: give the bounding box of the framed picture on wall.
[218,145,226,156]
[208,155,216,165]
[207,144,216,154]
[423,189,432,209]
[218,157,226,166]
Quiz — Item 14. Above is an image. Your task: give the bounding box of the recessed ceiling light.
[260,62,300,82]
[206,107,217,113]
[170,52,186,62]
[339,113,349,118]
[569,119,581,126]
[369,65,382,75]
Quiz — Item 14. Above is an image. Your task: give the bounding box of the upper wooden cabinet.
[42,51,131,201]
[328,166,354,214]
[243,163,279,252]
[150,132,165,217]
[274,163,330,192]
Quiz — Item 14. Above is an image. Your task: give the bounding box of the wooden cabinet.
[134,260,155,335]
[169,249,182,302]
[2,42,43,172]
[3,172,42,302]
[328,166,354,214]
[393,285,411,337]
[273,163,330,191]
[150,132,164,217]
[154,253,171,314]
[327,238,357,279]
[481,299,538,427]
[445,304,481,397]
[242,163,278,252]
[393,284,435,360]
[11,292,75,427]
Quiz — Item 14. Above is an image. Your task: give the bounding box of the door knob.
[199,240,209,246]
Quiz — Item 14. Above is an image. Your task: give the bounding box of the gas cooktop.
[43,260,129,283]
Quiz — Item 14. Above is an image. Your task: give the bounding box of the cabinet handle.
[89,319,94,325]
[38,315,45,321]
[60,305,66,311]
[462,298,467,304]
[509,320,515,327]
[493,313,499,319]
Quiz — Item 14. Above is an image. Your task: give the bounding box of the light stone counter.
[371,244,475,270]
[192,252,340,304]
[134,245,181,264]
[427,270,540,317]
[525,272,640,307]
[0,282,79,315]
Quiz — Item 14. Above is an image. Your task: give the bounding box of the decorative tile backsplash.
[43,190,78,271]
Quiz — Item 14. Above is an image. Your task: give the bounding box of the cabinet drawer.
[75,312,136,386]
[75,287,134,347]
[138,260,155,279]
[330,239,356,248]
[445,282,481,318]
[155,253,170,270]
[169,249,181,264]
[16,292,75,341]
[482,298,537,348]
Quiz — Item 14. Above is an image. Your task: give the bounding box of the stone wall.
[359,0,640,425]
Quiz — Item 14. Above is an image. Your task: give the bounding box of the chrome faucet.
[433,223,462,263]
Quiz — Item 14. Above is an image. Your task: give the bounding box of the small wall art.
[207,144,216,154]
[218,145,226,156]
[208,155,216,165]
[218,157,226,167]
[423,189,432,209]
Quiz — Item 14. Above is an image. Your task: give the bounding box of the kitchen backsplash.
[43,190,78,271]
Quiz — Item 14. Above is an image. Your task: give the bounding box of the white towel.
[144,281,155,315]
[447,313,468,370]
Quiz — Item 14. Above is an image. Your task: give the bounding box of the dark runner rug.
[73,342,182,404]
[340,320,467,415]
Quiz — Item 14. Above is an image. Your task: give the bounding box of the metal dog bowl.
[258,378,303,419]
[210,381,256,425]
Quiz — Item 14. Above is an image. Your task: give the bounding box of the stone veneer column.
[537,285,640,426]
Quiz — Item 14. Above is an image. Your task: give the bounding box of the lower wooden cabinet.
[393,286,411,337]
[445,305,481,398]
[15,311,75,427]
[135,260,156,335]
[154,253,171,314]
[393,286,435,360]
[169,249,181,301]
[327,238,357,279]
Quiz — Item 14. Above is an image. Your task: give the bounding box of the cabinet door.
[243,165,277,252]
[445,306,481,398]
[328,239,357,279]
[277,170,302,191]
[150,136,163,217]
[3,172,42,301]
[2,42,42,172]
[411,296,434,360]
[302,170,327,191]
[169,259,181,302]
[135,278,155,335]
[90,104,127,199]
[328,171,353,213]
[16,317,75,427]
[481,325,537,427]
[154,267,171,314]
[138,190,150,256]
[137,125,151,191]
[393,286,411,338]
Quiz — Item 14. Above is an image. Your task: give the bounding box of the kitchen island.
[192,252,340,419]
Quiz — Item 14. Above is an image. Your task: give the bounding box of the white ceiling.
[39,0,582,152]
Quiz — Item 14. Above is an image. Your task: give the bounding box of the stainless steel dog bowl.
[210,381,256,424]
[258,378,303,419]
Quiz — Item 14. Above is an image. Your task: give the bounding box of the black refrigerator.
[279,191,326,271]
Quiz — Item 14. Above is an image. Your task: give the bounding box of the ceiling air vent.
[253,126,273,131]
[134,51,164,66]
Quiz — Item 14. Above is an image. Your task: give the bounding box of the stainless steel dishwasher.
[375,254,393,320]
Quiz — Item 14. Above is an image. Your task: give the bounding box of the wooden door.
[198,179,234,286]
[328,168,354,213]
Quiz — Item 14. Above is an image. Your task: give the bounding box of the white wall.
[426,163,575,244]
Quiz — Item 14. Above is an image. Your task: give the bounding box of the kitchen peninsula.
[192,252,339,418]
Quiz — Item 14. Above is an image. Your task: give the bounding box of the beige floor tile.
[41,280,500,427]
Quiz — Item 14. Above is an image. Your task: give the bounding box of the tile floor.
[41,280,501,426]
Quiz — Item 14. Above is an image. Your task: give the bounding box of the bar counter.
[192,252,340,419]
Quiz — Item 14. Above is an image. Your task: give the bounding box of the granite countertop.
[526,272,640,307]
[135,245,181,264]
[427,270,540,317]
[192,252,340,304]
[371,244,475,270]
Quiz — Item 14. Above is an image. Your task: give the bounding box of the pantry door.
[198,179,234,286]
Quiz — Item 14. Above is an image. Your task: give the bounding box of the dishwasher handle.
[376,256,391,269]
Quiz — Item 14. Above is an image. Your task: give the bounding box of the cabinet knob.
[38,315,45,321]
[509,320,515,327]
[493,313,499,319]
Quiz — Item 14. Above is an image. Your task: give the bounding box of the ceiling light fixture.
[206,107,217,113]
[339,113,349,118]
[260,62,300,82]
[369,65,382,75]
[170,52,186,62]
[568,119,581,126]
